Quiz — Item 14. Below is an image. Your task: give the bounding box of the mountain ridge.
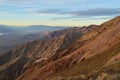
[0,16,120,80]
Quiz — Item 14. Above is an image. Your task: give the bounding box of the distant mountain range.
[0,25,70,34]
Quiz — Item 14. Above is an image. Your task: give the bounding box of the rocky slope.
[0,26,95,80]
[0,16,120,80]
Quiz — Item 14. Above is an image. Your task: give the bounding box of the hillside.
[0,16,120,80]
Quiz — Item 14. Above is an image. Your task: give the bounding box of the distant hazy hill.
[28,25,69,31]
[0,25,15,33]
[1,25,70,33]
[0,25,70,33]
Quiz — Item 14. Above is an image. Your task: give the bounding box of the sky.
[0,0,120,26]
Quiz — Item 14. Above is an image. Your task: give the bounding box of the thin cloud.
[37,9,63,14]
[36,8,120,17]
[69,8,120,17]
[35,7,120,21]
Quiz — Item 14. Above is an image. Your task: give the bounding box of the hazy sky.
[0,0,120,26]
